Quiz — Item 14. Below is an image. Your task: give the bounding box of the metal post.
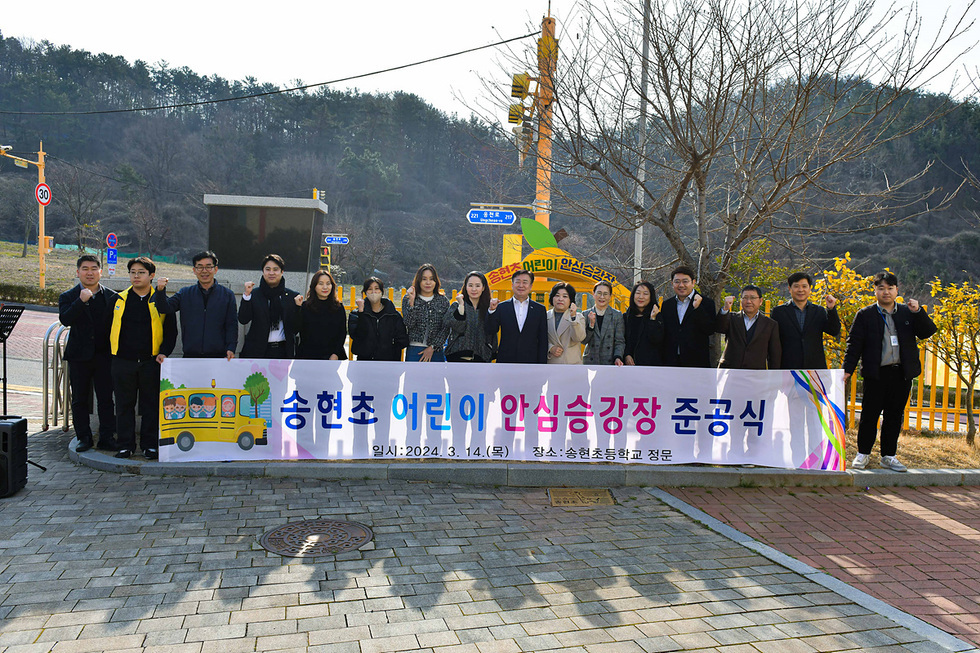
[535,16,557,229]
[38,142,46,289]
[634,0,650,284]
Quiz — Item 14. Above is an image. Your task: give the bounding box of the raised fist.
[355,298,364,312]
[568,303,577,318]
[489,298,499,311]
[724,295,735,311]
[588,312,596,328]
[244,281,255,295]
[157,277,169,290]
[825,294,837,309]
[294,294,304,307]
[650,302,660,319]
[692,293,702,309]
[406,286,416,306]
[907,298,920,313]
[456,290,465,306]
[79,288,93,302]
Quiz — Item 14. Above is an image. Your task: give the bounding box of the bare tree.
[51,161,111,251]
[329,209,393,284]
[520,0,974,299]
[130,200,172,258]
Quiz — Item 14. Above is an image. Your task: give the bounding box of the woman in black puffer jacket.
[348,277,409,361]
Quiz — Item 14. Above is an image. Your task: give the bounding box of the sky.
[0,0,579,118]
[0,0,978,118]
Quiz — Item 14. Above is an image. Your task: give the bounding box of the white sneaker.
[880,456,908,472]
[852,453,870,470]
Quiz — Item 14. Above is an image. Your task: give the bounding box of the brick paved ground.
[0,430,957,653]
[4,308,58,363]
[669,486,980,647]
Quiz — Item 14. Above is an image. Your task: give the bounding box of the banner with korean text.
[158,359,846,470]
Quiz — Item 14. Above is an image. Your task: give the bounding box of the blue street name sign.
[467,209,517,225]
[322,234,350,245]
[106,248,117,265]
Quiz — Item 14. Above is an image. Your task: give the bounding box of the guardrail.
[42,321,70,431]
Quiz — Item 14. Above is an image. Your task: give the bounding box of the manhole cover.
[259,519,373,557]
[548,488,616,507]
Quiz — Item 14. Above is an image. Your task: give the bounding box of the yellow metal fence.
[332,288,976,435]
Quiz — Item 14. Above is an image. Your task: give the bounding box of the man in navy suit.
[486,269,548,363]
[659,265,717,367]
[770,272,840,369]
[59,255,119,452]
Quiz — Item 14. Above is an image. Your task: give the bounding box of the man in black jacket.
[659,265,717,367]
[59,255,119,452]
[238,254,301,358]
[486,269,548,364]
[771,272,841,369]
[153,251,238,360]
[843,271,937,472]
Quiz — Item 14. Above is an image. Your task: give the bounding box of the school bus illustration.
[159,387,269,451]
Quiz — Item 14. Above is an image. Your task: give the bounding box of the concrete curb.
[647,487,980,653]
[68,439,980,488]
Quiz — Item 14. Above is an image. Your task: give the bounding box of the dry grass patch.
[0,241,189,289]
[844,428,980,469]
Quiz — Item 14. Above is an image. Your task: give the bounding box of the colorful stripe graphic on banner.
[793,370,847,471]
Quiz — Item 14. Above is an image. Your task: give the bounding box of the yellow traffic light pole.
[535,16,557,230]
[508,17,558,229]
[0,141,47,289]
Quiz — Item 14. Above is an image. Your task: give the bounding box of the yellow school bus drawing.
[159,388,269,452]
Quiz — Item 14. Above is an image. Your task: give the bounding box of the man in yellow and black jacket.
[109,257,177,460]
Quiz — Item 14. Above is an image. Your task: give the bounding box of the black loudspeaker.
[0,416,28,498]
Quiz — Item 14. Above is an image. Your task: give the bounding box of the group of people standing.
[61,250,936,471]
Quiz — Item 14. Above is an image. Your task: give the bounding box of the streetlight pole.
[0,142,47,289]
[633,0,650,285]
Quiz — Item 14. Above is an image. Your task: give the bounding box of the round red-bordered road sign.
[35,183,51,206]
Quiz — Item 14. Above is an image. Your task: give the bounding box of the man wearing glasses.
[153,251,238,360]
[717,285,781,369]
[108,257,177,459]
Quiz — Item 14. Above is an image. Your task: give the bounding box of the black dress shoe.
[76,441,93,453]
[114,449,132,459]
[144,448,159,460]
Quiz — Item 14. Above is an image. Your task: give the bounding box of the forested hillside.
[0,33,978,290]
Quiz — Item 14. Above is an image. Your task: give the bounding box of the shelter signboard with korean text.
[159,360,845,470]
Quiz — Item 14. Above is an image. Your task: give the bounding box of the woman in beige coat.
[546,282,586,364]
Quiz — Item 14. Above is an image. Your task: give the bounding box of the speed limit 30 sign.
[35,183,51,206]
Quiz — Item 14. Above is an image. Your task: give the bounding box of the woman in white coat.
[546,282,586,364]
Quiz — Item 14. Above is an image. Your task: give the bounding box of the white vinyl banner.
[158,359,846,470]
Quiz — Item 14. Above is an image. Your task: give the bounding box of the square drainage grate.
[548,488,616,507]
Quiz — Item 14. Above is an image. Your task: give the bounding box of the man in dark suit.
[771,272,840,369]
[659,265,717,367]
[59,255,119,452]
[717,285,781,369]
[486,269,548,363]
[844,271,936,472]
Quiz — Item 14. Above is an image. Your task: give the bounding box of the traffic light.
[513,121,534,166]
[511,73,531,100]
